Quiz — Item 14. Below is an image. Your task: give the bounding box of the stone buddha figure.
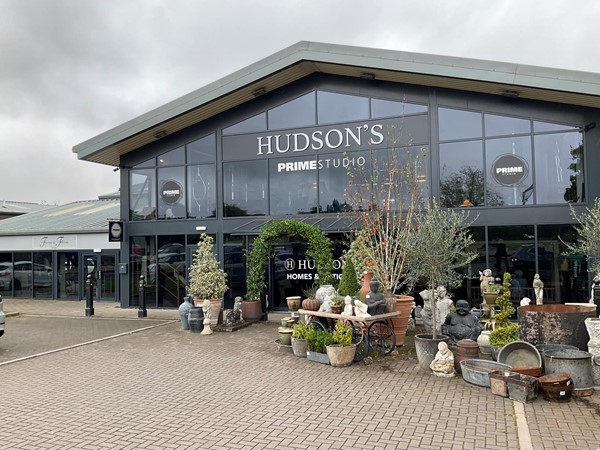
[366,278,387,316]
[441,299,482,345]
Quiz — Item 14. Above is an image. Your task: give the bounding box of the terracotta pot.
[360,271,373,301]
[193,298,222,325]
[331,305,343,314]
[242,300,262,321]
[302,298,320,311]
[392,295,414,346]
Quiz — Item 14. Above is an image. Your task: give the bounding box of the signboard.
[108,221,123,242]
[160,180,183,204]
[491,154,528,186]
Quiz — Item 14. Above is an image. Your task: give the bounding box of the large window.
[438,107,584,207]
[130,168,156,220]
[223,160,268,216]
[269,156,318,215]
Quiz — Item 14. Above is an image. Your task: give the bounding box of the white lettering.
[257,136,272,155]
[325,129,344,149]
[275,134,292,153]
[496,167,524,174]
[345,127,362,147]
[292,133,310,152]
[311,131,324,150]
[298,260,316,270]
[370,124,384,144]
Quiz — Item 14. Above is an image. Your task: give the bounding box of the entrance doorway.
[82,253,117,301]
[269,243,312,310]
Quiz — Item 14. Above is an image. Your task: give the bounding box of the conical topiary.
[337,257,360,297]
[188,233,228,299]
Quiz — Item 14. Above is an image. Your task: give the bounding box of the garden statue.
[234,296,243,322]
[533,273,544,305]
[430,341,455,377]
[353,299,371,318]
[479,269,495,297]
[418,290,434,333]
[435,286,453,329]
[201,299,213,335]
[365,278,387,315]
[341,295,354,316]
[318,294,333,313]
[441,299,482,345]
[520,297,531,307]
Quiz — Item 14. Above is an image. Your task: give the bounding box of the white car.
[0,261,53,290]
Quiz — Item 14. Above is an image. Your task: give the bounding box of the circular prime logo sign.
[491,154,528,186]
[161,180,182,204]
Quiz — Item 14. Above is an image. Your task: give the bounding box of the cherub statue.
[341,295,354,316]
[520,297,531,307]
[201,299,213,335]
[353,299,371,318]
[318,294,333,313]
[479,269,495,297]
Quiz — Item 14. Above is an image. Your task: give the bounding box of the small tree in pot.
[405,199,478,369]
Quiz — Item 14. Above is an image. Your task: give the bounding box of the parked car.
[0,261,53,290]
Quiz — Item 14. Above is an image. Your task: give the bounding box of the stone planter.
[326,344,356,367]
[286,296,301,312]
[414,333,450,371]
[291,337,307,357]
[306,351,330,365]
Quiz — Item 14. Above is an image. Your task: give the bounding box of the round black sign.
[491,154,528,186]
[161,180,182,204]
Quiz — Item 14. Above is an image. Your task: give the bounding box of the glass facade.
[122,80,593,310]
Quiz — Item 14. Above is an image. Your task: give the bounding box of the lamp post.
[138,274,147,318]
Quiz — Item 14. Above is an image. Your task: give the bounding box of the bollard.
[85,274,94,316]
[593,275,600,317]
[138,275,147,318]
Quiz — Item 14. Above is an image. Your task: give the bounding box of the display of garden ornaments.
[419,287,453,335]
[178,296,194,330]
[318,294,334,313]
[331,295,345,314]
[326,320,356,367]
[533,273,544,305]
[188,233,228,326]
[365,278,387,316]
[353,299,371,318]
[316,285,336,304]
[584,317,600,386]
[341,296,354,316]
[429,341,455,378]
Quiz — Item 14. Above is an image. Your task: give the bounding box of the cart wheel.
[308,320,327,331]
[351,324,368,362]
[367,320,396,357]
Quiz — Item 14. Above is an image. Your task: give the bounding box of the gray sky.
[2,0,599,204]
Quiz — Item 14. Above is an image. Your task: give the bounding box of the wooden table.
[298,309,400,360]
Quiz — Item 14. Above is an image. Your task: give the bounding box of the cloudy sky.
[2,0,599,204]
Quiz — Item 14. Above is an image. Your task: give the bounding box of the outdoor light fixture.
[360,73,375,80]
[252,87,266,97]
[501,90,520,98]
[153,130,168,139]
[196,225,206,231]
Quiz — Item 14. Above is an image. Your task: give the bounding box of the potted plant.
[483,281,499,307]
[306,326,334,364]
[326,320,356,367]
[291,320,309,357]
[337,256,360,299]
[331,295,345,314]
[405,199,478,370]
[188,233,228,325]
[301,283,320,311]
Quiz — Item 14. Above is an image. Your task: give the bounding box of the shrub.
[489,322,519,347]
[337,257,360,297]
[291,320,309,340]
[331,320,353,347]
[306,327,334,353]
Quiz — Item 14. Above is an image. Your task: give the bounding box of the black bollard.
[85,274,94,316]
[138,274,147,318]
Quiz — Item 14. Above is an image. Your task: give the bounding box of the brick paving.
[0,299,599,449]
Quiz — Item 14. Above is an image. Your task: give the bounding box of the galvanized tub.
[497,341,542,369]
[536,343,579,371]
[460,359,511,387]
[517,304,596,350]
[544,349,594,396]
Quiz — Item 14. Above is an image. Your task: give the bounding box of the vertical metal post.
[85,274,94,316]
[593,276,600,317]
[138,274,147,318]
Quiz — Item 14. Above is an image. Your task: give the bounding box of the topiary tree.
[337,257,360,297]
[494,272,515,329]
[188,233,228,299]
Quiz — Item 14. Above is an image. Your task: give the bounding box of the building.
[0,200,52,220]
[69,41,600,312]
[0,194,120,300]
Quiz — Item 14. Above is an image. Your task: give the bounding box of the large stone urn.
[178,296,193,330]
[584,317,600,386]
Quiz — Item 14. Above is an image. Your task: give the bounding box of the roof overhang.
[73,41,600,167]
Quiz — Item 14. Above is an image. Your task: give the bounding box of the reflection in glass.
[155,235,186,308]
[223,160,268,216]
[222,112,267,135]
[224,234,245,308]
[187,165,216,218]
[130,236,156,308]
[317,91,369,125]
[130,169,156,220]
[157,167,186,219]
[485,136,532,206]
[157,146,185,166]
[33,252,53,298]
[534,121,578,133]
[438,108,482,141]
[318,151,370,213]
[372,99,427,118]
[269,157,318,215]
[484,114,530,137]
[13,252,32,298]
[268,92,315,130]
[57,252,78,299]
[534,132,584,204]
[440,141,486,207]
[0,253,12,294]
[187,134,216,164]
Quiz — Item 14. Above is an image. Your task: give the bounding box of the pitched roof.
[0,198,120,235]
[73,41,600,168]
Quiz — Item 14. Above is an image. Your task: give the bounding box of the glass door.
[83,253,117,301]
